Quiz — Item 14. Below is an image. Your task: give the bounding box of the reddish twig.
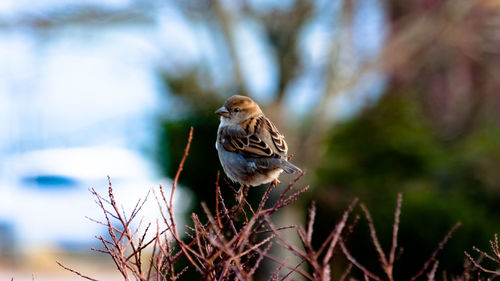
[340,241,382,281]
[360,203,390,280]
[410,222,461,281]
[464,233,500,277]
[56,261,99,281]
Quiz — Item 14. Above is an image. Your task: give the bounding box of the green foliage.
[316,94,437,195]
[158,106,221,204]
[313,93,500,277]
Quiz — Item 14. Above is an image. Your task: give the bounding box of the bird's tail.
[280,160,302,174]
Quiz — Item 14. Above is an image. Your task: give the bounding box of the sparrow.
[215,95,302,187]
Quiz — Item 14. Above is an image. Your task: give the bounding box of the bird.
[215,95,302,190]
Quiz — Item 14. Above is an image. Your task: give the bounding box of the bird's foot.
[272,178,280,187]
[236,184,247,205]
[238,189,244,204]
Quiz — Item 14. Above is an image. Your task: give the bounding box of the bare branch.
[410,222,461,281]
[56,262,99,281]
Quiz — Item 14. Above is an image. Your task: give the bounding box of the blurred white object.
[0,147,190,252]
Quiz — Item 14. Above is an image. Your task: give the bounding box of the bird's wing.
[219,115,288,159]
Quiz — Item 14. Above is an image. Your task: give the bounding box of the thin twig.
[464,251,500,275]
[339,263,352,281]
[56,262,99,281]
[389,193,402,266]
[410,222,461,281]
[360,203,389,273]
[427,260,439,281]
[339,241,382,281]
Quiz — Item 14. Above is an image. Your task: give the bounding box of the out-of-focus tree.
[158,0,500,278]
[380,0,500,141]
[312,0,500,277]
[315,93,500,277]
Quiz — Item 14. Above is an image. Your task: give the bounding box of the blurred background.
[1,0,500,279]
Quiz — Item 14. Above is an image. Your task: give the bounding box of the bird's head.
[215,95,263,124]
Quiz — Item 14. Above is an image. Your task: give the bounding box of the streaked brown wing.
[262,117,288,153]
[220,115,286,159]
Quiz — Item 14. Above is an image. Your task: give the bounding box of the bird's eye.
[233,108,241,113]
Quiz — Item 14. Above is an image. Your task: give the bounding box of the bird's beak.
[215,106,230,117]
